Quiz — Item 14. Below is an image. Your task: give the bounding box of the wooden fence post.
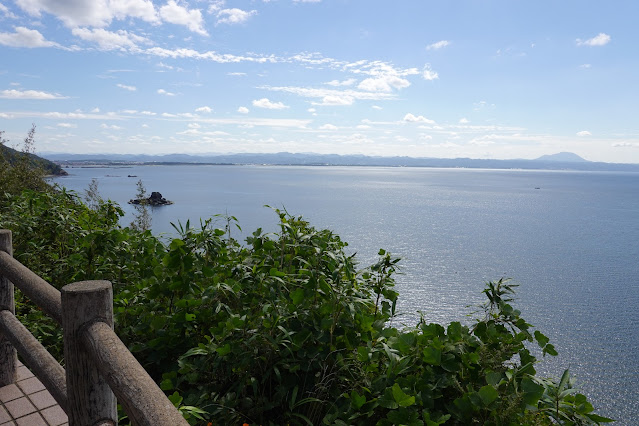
[62,281,117,426]
[0,230,18,387]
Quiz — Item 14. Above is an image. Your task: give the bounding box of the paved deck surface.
[0,362,68,426]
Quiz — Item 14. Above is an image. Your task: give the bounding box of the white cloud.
[325,78,356,87]
[14,0,158,28]
[100,123,122,130]
[426,40,450,50]
[473,100,495,110]
[252,98,289,109]
[159,0,207,35]
[207,0,225,14]
[459,118,469,124]
[317,95,354,106]
[576,130,592,137]
[579,64,592,69]
[403,113,435,124]
[72,28,149,50]
[319,124,337,130]
[423,64,439,80]
[91,107,100,113]
[576,33,611,47]
[228,72,247,76]
[358,75,410,92]
[157,88,176,96]
[57,122,76,128]
[0,89,67,99]
[264,86,395,105]
[372,105,382,110]
[116,84,137,91]
[238,106,249,114]
[0,3,17,19]
[0,27,59,48]
[109,0,158,22]
[216,8,257,25]
[195,106,212,113]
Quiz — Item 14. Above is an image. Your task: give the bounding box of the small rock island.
[128,191,173,206]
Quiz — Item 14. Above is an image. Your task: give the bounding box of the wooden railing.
[0,230,188,426]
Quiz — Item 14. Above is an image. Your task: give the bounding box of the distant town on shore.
[42,151,639,172]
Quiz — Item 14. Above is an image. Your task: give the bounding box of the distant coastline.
[43,151,639,173]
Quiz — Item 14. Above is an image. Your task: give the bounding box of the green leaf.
[485,371,503,387]
[586,413,615,423]
[350,390,366,410]
[269,267,286,277]
[477,385,499,406]
[521,377,544,405]
[215,343,231,356]
[168,391,182,406]
[379,387,399,409]
[160,378,174,391]
[290,288,305,305]
[422,345,442,365]
[543,343,558,356]
[392,383,415,407]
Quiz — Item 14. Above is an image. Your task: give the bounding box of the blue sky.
[1,1,638,162]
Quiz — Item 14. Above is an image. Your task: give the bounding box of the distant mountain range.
[41,151,639,172]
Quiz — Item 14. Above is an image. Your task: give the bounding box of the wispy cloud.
[576,130,592,136]
[422,64,439,80]
[262,85,396,106]
[252,98,289,109]
[157,88,177,96]
[195,106,212,113]
[0,89,67,99]
[358,75,410,92]
[0,27,60,48]
[576,33,611,47]
[216,8,257,25]
[238,106,249,114]
[0,3,17,19]
[325,78,356,87]
[403,113,436,124]
[319,124,338,130]
[72,28,149,51]
[116,84,137,91]
[426,40,450,50]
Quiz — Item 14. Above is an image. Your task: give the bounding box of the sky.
[1,0,638,163]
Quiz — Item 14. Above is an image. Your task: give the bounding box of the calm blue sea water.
[53,165,639,424]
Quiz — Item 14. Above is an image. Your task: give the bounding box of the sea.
[52,165,639,424]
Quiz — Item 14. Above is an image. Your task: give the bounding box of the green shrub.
[0,175,613,425]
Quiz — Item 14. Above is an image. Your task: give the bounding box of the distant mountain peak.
[535,152,588,162]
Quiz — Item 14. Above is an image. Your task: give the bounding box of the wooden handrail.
[0,230,188,426]
[0,310,67,409]
[0,250,62,324]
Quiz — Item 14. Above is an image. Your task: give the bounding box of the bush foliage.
[0,132,613,425]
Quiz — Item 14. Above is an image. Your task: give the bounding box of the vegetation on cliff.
[0,127,67,181]
[0,129,612,425]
